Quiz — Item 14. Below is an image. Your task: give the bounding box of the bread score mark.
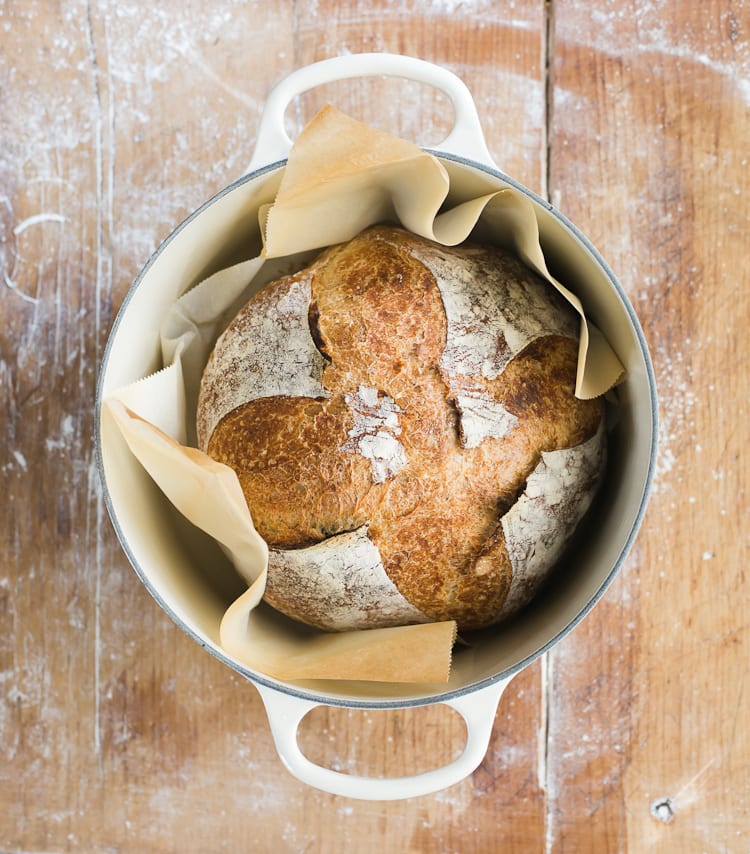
[452,388,519,450]
[387,233,578,449]
[498,418,606,618]
[264,525,431,632]
[197,267,330,448]
[339,385,408,483]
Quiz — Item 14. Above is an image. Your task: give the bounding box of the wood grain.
[547,1,750,850]
[1,0,748,851]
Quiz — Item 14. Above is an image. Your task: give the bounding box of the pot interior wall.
[98,159,655,707]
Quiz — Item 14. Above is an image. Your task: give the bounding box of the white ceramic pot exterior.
[97,54,657,801]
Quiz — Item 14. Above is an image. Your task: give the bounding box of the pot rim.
[95,151,658,710]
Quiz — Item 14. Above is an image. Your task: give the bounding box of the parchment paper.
[105,106,624,684]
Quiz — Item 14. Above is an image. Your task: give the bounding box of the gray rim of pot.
[94,153,659,710]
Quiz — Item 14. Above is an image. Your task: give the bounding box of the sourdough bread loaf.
[197,225,606,631]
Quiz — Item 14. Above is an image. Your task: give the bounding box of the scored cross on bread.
[197,226,605,632]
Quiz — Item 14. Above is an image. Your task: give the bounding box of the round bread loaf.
[197,225,606,632]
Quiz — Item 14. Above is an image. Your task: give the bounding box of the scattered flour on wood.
[558,0,750,106]
[648,341,700,495]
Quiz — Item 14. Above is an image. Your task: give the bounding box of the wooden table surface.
[2,1,749,851]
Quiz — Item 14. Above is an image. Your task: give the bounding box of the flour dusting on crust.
[454,389,519,449]
[404,240,578,379]
[499,419,606,618]
[391,237,578,449]
[197,269,329,449]
[340,385,407,483]
[264,526,430,631]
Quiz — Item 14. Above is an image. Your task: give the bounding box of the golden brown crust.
[199,225,605,630]
[207,395,373,548]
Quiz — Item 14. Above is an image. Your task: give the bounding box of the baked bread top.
[197,225,605,631]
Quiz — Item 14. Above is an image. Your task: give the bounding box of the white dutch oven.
[96,54,657,800]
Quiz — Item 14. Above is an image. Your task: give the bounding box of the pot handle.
[245,52,497,174]
[254,677,511,801]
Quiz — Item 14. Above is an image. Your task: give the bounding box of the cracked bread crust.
[198,225,605,631]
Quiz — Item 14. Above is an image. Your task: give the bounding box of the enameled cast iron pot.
[96,54,657,800]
